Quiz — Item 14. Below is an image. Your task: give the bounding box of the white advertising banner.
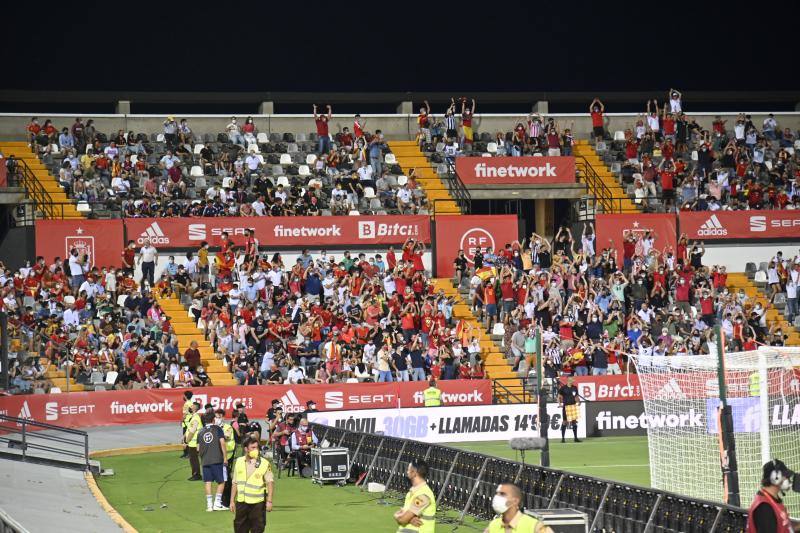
[308,403,586,443]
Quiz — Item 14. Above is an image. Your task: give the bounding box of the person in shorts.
[198,412,229,511]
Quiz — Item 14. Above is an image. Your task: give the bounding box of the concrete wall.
[3,111,800,142]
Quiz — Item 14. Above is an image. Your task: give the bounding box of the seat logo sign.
[188,224,207,240]
[460,228,494,264]
[325,391,344,409]
[749,216,766,232]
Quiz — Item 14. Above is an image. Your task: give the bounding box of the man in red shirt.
[313,104,332,155]
[121,240,136,275]
[589,98,605,143]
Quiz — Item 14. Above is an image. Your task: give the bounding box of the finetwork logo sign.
[137,222,170,244]
[696,214,727,236]
[473,162,558,178]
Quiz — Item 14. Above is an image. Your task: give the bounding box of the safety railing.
[0,414,90,471]
[10,159,56,219]
[310,423,751,532]
[575,155,617,214]
[491,377,530,404]
[443,159,472,214]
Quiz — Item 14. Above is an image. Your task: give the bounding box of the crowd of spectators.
[23,110,429,219]
[1,234,491,394]
[458,223,799,385]
[414,92,800,214]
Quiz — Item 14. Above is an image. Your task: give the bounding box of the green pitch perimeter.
[96,437,650,533]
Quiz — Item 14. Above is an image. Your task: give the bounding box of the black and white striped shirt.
[444,114,457,131]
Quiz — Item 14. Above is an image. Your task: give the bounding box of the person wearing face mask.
[183,401,203,481]
[394,460,436,533]
[289,417,318,476]
[215,409,237,507]
[746,459,797,533]
[485,483,551,533]
[197,412,228,512]
[230,436,274,532]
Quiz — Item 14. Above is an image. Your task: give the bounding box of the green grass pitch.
[96,436,651,532]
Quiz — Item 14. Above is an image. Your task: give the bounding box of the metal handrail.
[0,413,90,470]
[575,155,616,214]
[492,378,528,404]
[12,158,56,219]
[443,159,472,214]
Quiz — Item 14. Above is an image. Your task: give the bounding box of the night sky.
[2,1,799,94]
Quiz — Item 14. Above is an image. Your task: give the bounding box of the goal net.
[631,346,800,517]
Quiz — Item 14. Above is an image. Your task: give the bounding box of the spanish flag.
[475,266,496,281]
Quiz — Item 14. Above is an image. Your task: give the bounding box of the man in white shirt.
[78,276,103,301]
[251,195,267,216]
[67,249,87,290]
[245,153,263,175]
[63,301,81,329]
[138,239,158,287]
[356,162,374,188]
[225,117,244,145]
[396,185,414,214]
[267,267,283,287]
[103,142,119,160]
[286,364,306,384]
[160,151,180,171]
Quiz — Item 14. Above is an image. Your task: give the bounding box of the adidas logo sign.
[17,401,32,420]
[279,390,305,413]
[696,214,727,236]
[137,222,170,245]
[656,378,686,399]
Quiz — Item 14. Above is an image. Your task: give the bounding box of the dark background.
[2,1,799,113]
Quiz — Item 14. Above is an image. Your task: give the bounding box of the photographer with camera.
[747,460,800,532]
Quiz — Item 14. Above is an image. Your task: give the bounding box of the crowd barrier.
[0,380,491,429]
[309,423,750,533]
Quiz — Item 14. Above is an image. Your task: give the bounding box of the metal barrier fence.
[0,414,90,471]
[310,423,750,533]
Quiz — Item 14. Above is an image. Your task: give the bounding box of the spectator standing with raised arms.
[314,104,332,155]
[590,97,605,143]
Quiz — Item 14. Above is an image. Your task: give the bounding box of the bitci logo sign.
[577,382,596,401]
[460,228,494,263]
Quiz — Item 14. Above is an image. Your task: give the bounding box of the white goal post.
[631,346,800,517]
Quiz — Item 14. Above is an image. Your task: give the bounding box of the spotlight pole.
[536,326,550,467]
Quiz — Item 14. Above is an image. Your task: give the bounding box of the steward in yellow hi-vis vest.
[423,379,443,407]
[231,436,274,533]
[484,483,552,533]
[394,460,436,533]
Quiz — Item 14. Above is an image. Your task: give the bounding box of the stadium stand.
[18,114,432,220]
[2,95,799,399]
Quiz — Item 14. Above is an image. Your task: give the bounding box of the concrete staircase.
[42,357,86,392]
[0,141,84,219]
[572,139,639,213]
[155,294,238,386]
[430,278,528,403]
[726,272,800,345]
[388,141,462,216]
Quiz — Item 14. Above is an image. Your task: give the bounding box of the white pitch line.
[559,464,649,468]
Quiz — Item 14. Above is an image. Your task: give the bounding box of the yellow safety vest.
[182,400,193,417]
[749,372,760,397]
[233,456,271,504]
[486,512,540,533]
[222,422,236,460]
[423,387,442,407]
[182,411,192,429]
[397,482,436,533]
[186,413,202,448]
